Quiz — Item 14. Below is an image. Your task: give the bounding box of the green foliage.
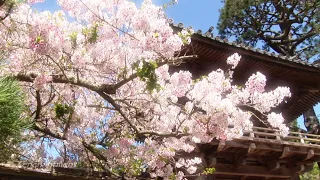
[162,0,178,9]
[177,30,193,45]
[168,173,176,180]
[130,159,144,176]
[203,167,216,175]
[110,158,145,176]
[54,103,73,120]
[193,75,208,84]
[290,119,300,132]
[0,77,30,162]
[82,23,99,44]
[75,161,86,168]
[218,0,320,61]
[300,163,320,180]
[112,165,126,175]
[132,60,161,92]
[35,36,42,43]
[69,32,78,49]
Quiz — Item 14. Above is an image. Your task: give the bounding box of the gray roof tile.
[170,23,320,69]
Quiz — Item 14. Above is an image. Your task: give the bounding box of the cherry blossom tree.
[0,0,292,179]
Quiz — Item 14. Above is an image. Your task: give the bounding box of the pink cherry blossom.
[245,72,267,93]
[33,74,52,90]
[226,53,241,68]
[0,0,292,179]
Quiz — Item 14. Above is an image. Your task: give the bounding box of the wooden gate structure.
[171,23,320,179]
[204,127,320,179]
[1,24,320,180]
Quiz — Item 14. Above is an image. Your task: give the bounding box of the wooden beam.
[214,164,291,178]
[304,149,314,161]
[206,157,217,167]
[217,141,226,152]
[290,174,302,180]
[248,143,256,154]
[221,139,285,152]
[233,155,247,169]
[280,147,292,159]
[249,132,255,138]
[240,176,247,180]
[293,165,305,174]
[296,157,320,166]
[267,160,281,172]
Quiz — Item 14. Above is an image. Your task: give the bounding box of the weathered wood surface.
[205,126,320,180]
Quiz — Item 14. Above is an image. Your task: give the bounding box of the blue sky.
[32,0,319,129]
[32,0,223,33]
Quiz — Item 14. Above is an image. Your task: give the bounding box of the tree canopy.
[0,0,293,179]
[218,0,320,61]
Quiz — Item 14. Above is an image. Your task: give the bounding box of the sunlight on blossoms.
[245,72,267,93]
[226,52,241,68]
[27,0,45,4]
[0,0,292,179]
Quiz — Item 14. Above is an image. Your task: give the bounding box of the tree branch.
[34,90,41,120]
[82,141,119,178]
[32,124,66,140]
[139,131,190,138]
[16,73,103,92]
[291,31,318,51]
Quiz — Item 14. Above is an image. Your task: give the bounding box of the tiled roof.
[171,22,320,69]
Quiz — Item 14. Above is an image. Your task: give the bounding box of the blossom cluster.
[0,0,291,179]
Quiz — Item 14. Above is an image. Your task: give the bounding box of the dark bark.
[303,107,320,134]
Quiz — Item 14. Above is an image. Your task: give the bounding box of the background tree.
[218,0,320,61]
[0,0,292,179]
[0,77,29,162]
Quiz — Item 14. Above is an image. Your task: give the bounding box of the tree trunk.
[303,107,320,134]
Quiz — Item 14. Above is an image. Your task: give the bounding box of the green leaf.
[203,167,216,175]
[134,60,161,92]
[54,103,72,119]
[82,23,99,44]
[69,32,78,48]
